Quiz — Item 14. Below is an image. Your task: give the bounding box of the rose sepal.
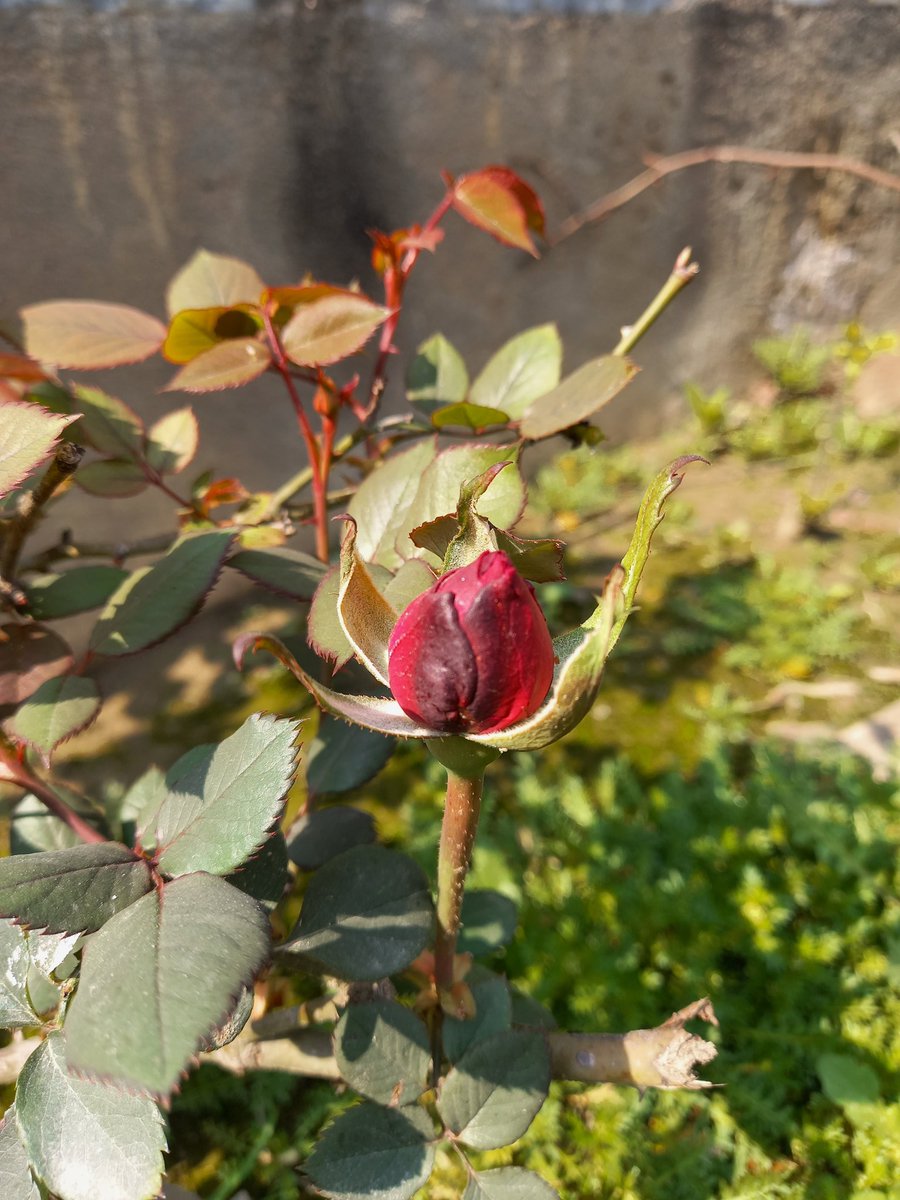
[233,631,434,738]
[335,516,399,686]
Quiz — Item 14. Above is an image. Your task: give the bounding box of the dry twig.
[553,145,900,244]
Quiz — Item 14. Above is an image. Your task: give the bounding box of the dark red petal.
[460,571,555,733]
[387,590,477,732]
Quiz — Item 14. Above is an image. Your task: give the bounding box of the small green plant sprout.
[753,329,833,397]
[684,381,730,440]
[832,319,898,382]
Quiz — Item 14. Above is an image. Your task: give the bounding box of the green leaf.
[334,1000,431,1105]
[24,567,129,620]
[508,990,556,1030]
[452,167,544,257]
[15,1033,166,1200]
[437,1030,550,1150]
[228,546,327,600]
[145,406,199,475]
[75,458,148,497]
[609,456,709,657]
[519,355,638,440]
[305,1102,435,1200]
[0,623,73,714]
[227,831,289,911]
[154,712,299,877]
[307,566,354,671]
[164,337,271,392]
[431,402,510,431]
[381,558,435,613]
[406,334,469,413]
[64,873,270,1097]
[463,1167,559,1199]
[0,920,39,1028]
[458,890,518,956]
[347,439,438,569]
[306,717,395,798]
[166,250,265,317]
[71,385,144,457]
[287,805,376,870]
[163,305,261,363]
[0,398,75,498]
[21,300,167,369]
[6,674,101,761]
[443,976,512,1064]
[470,325,562,420]
[0,1107,40,1200]
[281,845,433,980]
[10,793,89,854]
[90,530,234,656]
[118,766,167,847]
[817,1053,881,1106]
[0,843,153,935]
[398,444,525,561]
[281,293,390,367]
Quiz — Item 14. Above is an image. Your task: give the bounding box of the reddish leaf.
[0,624,73,716]
[264,283,349,310]
[166,250,265,317]
[21,301,167,369]
[0,353,48,382]
[452,167,545,256]
[281,294,391,367]
[164,338,272,392]
[198,477,249,509]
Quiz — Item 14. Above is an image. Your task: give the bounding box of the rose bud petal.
[387,550,555,734]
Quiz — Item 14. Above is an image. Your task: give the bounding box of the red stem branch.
[0,755,106,845]
[261,308,330,562]
[366,190,455,417]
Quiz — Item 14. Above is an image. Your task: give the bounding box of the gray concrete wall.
[2,0,898,481]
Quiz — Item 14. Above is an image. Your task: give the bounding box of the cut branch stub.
[547,997,720,1091]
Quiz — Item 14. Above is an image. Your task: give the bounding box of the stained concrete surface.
[1,0,898,548]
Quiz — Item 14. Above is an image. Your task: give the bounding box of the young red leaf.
[21,301,167,369]
[0,352,48,382]
[452,167,545,257]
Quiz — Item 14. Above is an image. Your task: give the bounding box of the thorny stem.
[0,442,84,579]
[0,751,106,845]
[434,769,484,996]
[366,189,455,417]
[612,247,699,358]
[261,307,330,562]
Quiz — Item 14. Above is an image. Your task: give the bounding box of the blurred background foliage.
[9,325,897,1199]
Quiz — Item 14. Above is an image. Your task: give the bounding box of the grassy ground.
[8,330,900,1198]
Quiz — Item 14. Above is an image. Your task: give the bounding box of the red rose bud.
[387,550,555,734]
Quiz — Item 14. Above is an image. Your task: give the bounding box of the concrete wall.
[2,0,898,478]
